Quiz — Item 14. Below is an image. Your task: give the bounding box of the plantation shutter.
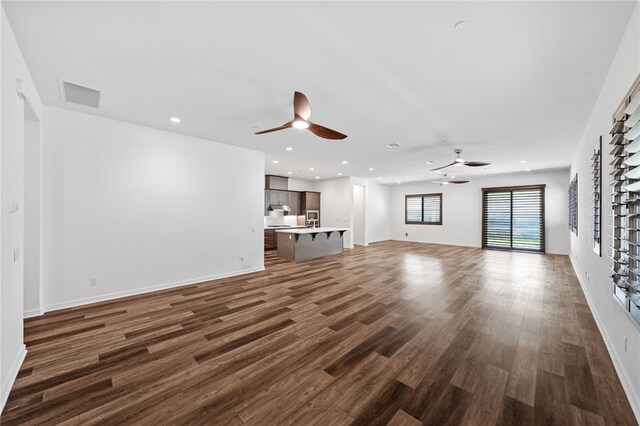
[483,191,512,249]
[406,196,423,223]
[483,186,545,253]
[423,196,440,223]
[405,194,442,225]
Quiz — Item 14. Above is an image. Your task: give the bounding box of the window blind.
[405,193,442,225]
[483,186,545,253]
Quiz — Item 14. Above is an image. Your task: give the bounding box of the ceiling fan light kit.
[430,148,491,171]
[433,173,470,186]
[255,91,347,140]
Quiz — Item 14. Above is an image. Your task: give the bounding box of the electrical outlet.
[13,248,20,262]
[90,277,99,286]
[624,336,628,352]
[405,232,408,237]
[585,272,590,280]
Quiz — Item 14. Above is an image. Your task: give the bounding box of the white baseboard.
[23,308,43,318]
[40,266,265,314]
[390,238,569,255]
[391,238,479,249]
[1,345,27,413]
[569,256,640,422]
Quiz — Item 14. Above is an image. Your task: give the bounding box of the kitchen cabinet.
[265,190,288,212]
[265,175,288,191]
[301,191,321,211]
[265,190,302,215]
[288,192,301,216]
[264,229,277,249]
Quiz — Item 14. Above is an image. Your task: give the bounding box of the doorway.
[482,185,545,253]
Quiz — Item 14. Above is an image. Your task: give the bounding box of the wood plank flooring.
[1,241,636,425]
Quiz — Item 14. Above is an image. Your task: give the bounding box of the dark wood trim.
[404,193,442,225]
[482,184,547,192]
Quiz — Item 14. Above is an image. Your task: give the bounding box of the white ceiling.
[4,1,636,184]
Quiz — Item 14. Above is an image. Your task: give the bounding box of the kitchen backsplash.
[264,213,305,227]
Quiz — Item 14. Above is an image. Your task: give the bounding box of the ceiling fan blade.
[430,162,456,171]
[450,180,470,184]
[254,121,293,135]
[294,91,311,120]
[464,161,491,167]
[307,122,347,140]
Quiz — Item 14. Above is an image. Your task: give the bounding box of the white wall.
[23,118,41,316]
[353,184,365,245]
[314,177,352,246]
[366,180,391,243]
[569,3,640,419]
[313,177,391,248]
[41,107,265,311]
[390,169,570,255]
[0,6,44,411]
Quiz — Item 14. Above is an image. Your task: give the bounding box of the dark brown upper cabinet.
[301,191,320,211]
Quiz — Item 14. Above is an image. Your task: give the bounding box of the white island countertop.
[274,227,349,234]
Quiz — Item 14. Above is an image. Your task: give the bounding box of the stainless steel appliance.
[306,210,319,227]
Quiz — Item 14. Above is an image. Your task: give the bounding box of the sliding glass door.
[482,185,545,253]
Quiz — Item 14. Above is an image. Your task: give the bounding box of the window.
[482,185,545,253]
[405,193,442,225]
[610,73,640,325]
[592,137,602,256]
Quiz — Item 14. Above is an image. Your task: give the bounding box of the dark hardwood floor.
[1,241,636,425]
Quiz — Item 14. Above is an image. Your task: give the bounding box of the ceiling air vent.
[61,81,101,108]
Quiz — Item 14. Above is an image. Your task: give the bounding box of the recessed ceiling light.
[369,167,374,171]
[425,160,438,165]
[520,160,527,164]
[435,170,441,174]
[386,143,400,149]
[286,147,293,151]
[287,171,292,175]
[169,117,181,123]
[451,176,455,179]
[272,160,278,164]
[337,172,342,176]
[397,181,402,184]
[309,167,314,171]
[525,169,531,172]
[453,20,467,30]
[377,177,382,180]
[442,181,450,185]
[342,160,349,165]
[315,176,320,179]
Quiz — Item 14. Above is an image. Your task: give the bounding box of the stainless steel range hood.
[268,204,291,212]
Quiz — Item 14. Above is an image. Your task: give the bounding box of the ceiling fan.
[430,149,490,171]
[254,91,347,140]
[432,174,469,186]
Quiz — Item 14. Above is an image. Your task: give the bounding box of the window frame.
[404,193,443,225]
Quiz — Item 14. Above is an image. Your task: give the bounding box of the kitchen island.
[275,227,348,262]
